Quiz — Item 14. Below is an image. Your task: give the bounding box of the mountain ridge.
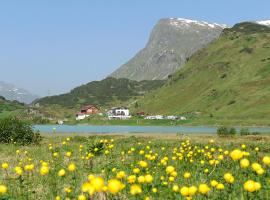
[109,18,226,81]
[0,81,39,104]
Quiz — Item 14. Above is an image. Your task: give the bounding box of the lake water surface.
[35,125,270,134]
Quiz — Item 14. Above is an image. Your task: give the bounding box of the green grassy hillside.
[136,23,270,125]
[37,77,165,108]
[0,96,26,118]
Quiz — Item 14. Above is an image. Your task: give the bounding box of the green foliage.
[36,78,165,108]
[137,22,270,126]
[240,128,250,136]
[217,126,236,136]
[32,116,50,124]
[87,139,105,156]
[0,117,42,145]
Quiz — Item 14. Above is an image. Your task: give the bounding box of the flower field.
[0,134,270,200]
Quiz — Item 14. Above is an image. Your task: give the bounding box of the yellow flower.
[180,186,189,197]
[184,172,191,179]
[210,180,218,187]
[127,175,136,183]
[40,166,49,176]
[55,196,61,200]
[230,149,243,161]
[166,166,175,174]
[244,181,252,192]
[171,171,178,177]
[262,156,270,165]
[0,185,7,195]
[224,173,234,184]
[107,179,125,194]
[168,176,175,182]
[240,158,250,168]
[116,171,126,179]
[251,163,262,171]
[188,186,197,196]
[172,185,179,192]
[81,182,94,194]
[130,184,142,195]
[65,152,72,157]
[1,163,8,170]
[68,163,76,172]
[58,169,66,177]
[152,188,157,193]
[15,166,23,176]
[256,168,265,175]
[139,161,148,168]
[243,180,261,192]
[198,184,210,194]
[138,175,145,183]
[216,183,225,190]
[78,194,86,200]
[24,164,34,172]
[133,168,140,174]
[90,177,104,192]
[144,174,153,183]
[64,187,72,193]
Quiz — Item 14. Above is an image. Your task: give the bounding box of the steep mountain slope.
[136,22,270,125]
[0,81,39,104]
[110,18,226,81]
[36,78,165,108]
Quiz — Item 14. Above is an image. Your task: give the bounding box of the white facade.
[179,116,187,120]
[144,115,164,120]
[76,114,89,120]
[107,107,131,120]
[166,116,178,120]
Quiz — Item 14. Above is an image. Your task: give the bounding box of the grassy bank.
[0,134,270,199]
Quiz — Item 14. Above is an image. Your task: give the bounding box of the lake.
[34,125,270,134]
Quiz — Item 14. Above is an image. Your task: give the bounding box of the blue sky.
[0,0,269,96]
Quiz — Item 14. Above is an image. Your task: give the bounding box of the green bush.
[0,117,42,145]
[240,128,250,136]
[217,126,237,136]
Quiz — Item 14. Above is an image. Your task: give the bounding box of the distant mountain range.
[109,18,227,81]
[0,81,39,104]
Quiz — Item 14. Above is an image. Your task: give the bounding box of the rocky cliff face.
[110,18,227,81]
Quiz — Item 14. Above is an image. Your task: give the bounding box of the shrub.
[229,127,237,135]
[0,117,42,145]
[217,126,237,136]
[240,128,250,136]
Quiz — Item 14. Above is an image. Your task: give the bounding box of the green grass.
[0,97,26,119]
[136,23,270,126]
[0,134,270,199]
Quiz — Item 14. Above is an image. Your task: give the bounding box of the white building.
[107,107,131,119]
[76,113,89,120]
[166,115,178,120]
[144,115,164,120]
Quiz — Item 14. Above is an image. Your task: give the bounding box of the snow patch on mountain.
[169,18,228,29]
[256,20,270,26]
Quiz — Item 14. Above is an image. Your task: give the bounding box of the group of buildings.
[75,105,187,121]
[75,105,131,120]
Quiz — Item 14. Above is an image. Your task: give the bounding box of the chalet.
[107,106,131,119]
[75,105,100,120]
[80,105,100,115]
